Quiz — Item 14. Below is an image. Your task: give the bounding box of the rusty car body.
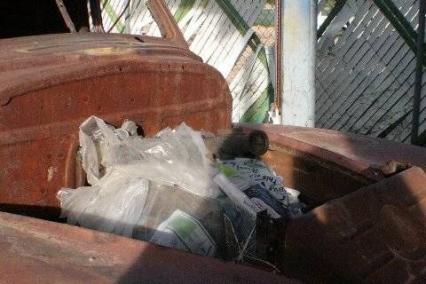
[0,1,425,283]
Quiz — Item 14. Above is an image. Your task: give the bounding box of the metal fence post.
[275,0,283,114]
[280,0,316,127]
[411,0,426,145]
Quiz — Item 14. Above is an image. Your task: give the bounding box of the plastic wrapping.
[58,116,220,243]
[58,176,150,237]
[76,116,219,197]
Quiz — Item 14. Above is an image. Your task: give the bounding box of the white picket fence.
[96,0,272,123]
[316,0,426,143]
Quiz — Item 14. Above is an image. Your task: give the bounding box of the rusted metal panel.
[239,124,426,205]
[239,124,426,179]
[0,211,296,283]
[286,167,426,283]
[0,32,231,214]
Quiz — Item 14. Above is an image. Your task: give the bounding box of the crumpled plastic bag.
[58,116,220,238]
[78,116,218,197]
[58,176,150,237]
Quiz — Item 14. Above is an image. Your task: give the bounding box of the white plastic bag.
[58,116,220,238]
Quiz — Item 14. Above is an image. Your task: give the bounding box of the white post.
[280,0,316,127]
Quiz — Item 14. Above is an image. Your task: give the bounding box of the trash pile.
[58,116,305,268]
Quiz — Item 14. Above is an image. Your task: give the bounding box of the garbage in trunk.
[216,158,305,218]
[57,116,305,266]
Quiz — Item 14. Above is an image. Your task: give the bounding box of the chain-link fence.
[228,1,276,82]
[316,0,426,144]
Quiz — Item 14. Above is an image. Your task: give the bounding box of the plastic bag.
[58,116,220,240]
[58,176,150,237]
[77,116,219,197]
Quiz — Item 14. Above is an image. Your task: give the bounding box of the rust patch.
[286,167,426,283]
[0,211,295,283]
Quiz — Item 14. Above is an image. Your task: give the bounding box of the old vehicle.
[0,1,425,283]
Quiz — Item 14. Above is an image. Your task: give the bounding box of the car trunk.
[0,2,425,280]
